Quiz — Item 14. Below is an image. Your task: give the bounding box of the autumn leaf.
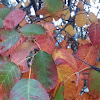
[75,93,94,100]
[32,50,58,91]
[0,61,20,99]
[65,25,75,35]
[51,63,77,99]
[0,8,11,19]
[62,6,70,20]
[77,1,84,11]
[88,62,100,93]
[75,11,87,27]
[0,31,20,53]
[52,49,78,72]
[36,35,55,55]
[74,43,98,71]
[0,4,6,9]
[1,36,27,57]
[21,24,45,36]
[89,20,100,45]
[9,79,50,100]
[44,0,63,14]
[3,9,26,30]
[89,12,98,23]
[60,40,68,49]
[78,39,90,46]
[11,41,34,73]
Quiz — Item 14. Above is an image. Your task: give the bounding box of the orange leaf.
[37,9,49,15]
[50,63,77,99]
[78,39,90,46]
[75,43,98,71]
[75,93,94,100]
[0,4,6,9]
[52,49,78,71]
[60,40,68,49]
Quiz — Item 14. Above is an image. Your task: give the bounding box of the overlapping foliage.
[0,0,100,100]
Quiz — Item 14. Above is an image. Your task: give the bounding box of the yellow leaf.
[77,1,84,11]
[15,1,22,9]
[25,0,30,7]
[65,25,75,35]
[62,6,70,20]
[75,11,87,27]
[89,12,98,23]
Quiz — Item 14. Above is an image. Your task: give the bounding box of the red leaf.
[89,21,100,45]
[3,9,26,30]
[75,43,98,71]
[11,41,34,73]
[36,34,55,55]
[1,36,27,57]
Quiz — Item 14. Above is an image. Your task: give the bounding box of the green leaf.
[32,50,58,91]
[44,0,63,13]
[0,61,20,99]
[10,79,50,100]
[54,83,64,100]
[89,63,100,93]
[0,30,20,53]
[21,24,45,36]
[0,18,3,27]
[0,8,11,19]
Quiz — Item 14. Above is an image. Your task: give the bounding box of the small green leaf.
[0,18,3,27]
[54,83,64,100]
[44,0,63,13]
[0,30,20,53]
[10,79,50,100]
[0,61,20,99]
[32,50,58,91]
[0,8,11,19]
[21,24,45,36]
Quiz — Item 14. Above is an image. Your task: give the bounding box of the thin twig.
[18,56,32,65]
[73,54,100,72]
[34,40,41,50]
